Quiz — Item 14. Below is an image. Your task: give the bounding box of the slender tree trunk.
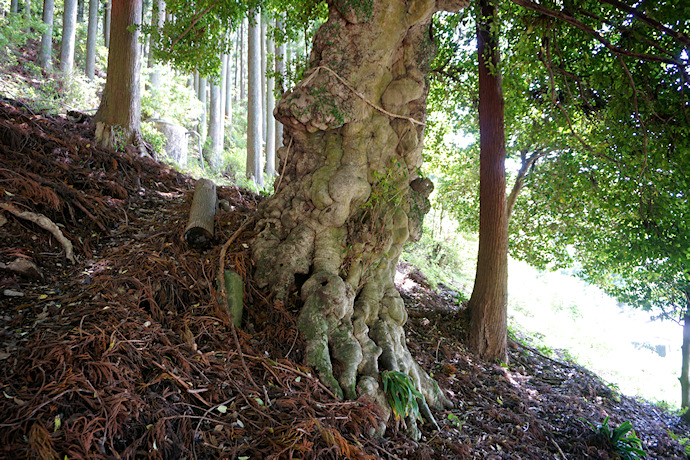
[466,0,508,363]
[247,9,263,186]
[203,80,223,171]
[103,0,111,48]
[94,0,143,151]
[76,0,83,22]
[148,0,164,89]
[239,19,245,103]
[681,312,690,420]
[220,52,229,135]
[11,0,19,14]
[265,24,275,177]
[60,0,78,73]
[23,0,30,22]
[198,76,207,143]
[260,14,267,144]
[37,0,55,70]
[251,0,466,439]
[225,50,233,125]
[274,17,286,171]
[84,0,98,79]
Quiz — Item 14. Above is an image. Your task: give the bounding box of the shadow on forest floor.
[0,98,688,458]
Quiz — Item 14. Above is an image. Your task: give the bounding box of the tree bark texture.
[94,0,143,150]
[252,0,468,438]
[247,9,263,186]
[84,0,99,79]
[11,0,19,14]
[37,0,55,70]
[60,0,78,73]
[466,0,508,363]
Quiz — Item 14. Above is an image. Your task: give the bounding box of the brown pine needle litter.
[1,98,687,459]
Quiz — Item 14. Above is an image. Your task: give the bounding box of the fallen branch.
[0,202,76,264]
[185,178,217,249]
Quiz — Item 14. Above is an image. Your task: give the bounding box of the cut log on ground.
[184,178,217,249]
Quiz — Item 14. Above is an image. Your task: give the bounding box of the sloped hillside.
[0,98,688,459]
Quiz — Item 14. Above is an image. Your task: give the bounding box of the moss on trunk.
[252,0,467,439]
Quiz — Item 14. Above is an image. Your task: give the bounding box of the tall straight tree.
[274,15,286,166]
[147,0,164,88]
[60,0,78,73]
[10,0,19,14]
[197,76,207,143]
[466,0,508,362]
[265,23,275,177]
[246,8,262,186]
[203,78,223,171]
[103,0,111,47]
[239,19,245,102]
[224,50,233,125]
[37,0,55,70]
[260,14,267,143]
[94,0,143,151]
[84,0,99,79]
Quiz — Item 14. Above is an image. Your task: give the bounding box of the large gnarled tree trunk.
[252,0,467,438]
[94,0,143,151]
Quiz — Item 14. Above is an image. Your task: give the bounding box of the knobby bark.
[37,0,54,70]
[94,0,143,152]
[252,0,468,438]
[466,0,508,363]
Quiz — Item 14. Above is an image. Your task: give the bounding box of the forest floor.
[1,97,689,459]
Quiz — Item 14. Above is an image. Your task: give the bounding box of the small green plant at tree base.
[584,416,646,459]
[381,370,423,424]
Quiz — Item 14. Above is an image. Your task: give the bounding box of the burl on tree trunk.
[251,0,467,438]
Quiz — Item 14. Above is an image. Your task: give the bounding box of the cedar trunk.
[84,0,99,79]
[37,0,54,70]
[60,0,78,73]
[94,0,142,150]
[251,0,468,438]
[466,0,508,363]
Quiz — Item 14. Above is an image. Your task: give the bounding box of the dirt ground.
[1,98,689,459]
